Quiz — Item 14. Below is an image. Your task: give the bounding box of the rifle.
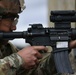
[0,10,76,73]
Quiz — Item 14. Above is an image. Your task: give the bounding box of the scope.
[50,10,76,22]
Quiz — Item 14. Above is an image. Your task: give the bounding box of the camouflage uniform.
[0,42,76,75]
[0,42,57,75]
[0,42,24,75]
[0,0,57,74]
[0,0,76,75]
[20,49,76,75]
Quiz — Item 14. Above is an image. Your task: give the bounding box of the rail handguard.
[0,10,76,74]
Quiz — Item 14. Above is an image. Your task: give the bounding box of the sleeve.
[39,53,57,75]
[26,52,57,75]
[0,53,24,75]
[40,53,62,75]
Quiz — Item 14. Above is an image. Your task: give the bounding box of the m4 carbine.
[0,10,76,74]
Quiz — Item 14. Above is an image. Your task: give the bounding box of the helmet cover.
[0,0,25,14]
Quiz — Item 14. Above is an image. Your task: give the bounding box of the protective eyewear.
[0,13,19,25]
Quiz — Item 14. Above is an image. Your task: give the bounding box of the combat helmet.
[0,0,25,14]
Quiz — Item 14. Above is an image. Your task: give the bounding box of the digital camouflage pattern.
[0,42,24,75]
[0,42,57,75]
[0,42,76,75]
[16,50,57,75]
[0,0,25,14]
[22,50,76,75]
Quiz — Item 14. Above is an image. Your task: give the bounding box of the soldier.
[0,0,48,75]
[0,0,76,75]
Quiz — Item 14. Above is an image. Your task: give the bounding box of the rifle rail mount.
[0,10,76,74]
